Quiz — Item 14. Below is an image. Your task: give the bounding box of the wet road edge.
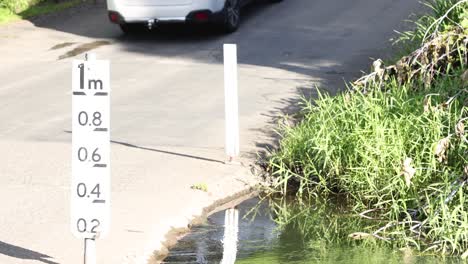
[148,186,260,264]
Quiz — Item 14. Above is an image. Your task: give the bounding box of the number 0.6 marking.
[77,147,107,168]
[77,147,101,162]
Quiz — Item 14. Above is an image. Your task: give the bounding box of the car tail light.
[194,12,209,21]
[109,12,120,23]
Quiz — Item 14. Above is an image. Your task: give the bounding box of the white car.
[107,0,282,34]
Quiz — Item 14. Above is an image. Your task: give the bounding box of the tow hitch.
[147,19,156,30]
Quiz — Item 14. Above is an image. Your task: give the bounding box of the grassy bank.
[267,0,467,256]
[0,0,82,24]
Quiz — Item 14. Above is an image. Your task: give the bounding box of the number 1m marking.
[78,63,84,90]
[78,63,103,90]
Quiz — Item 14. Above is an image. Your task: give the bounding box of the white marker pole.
[223,44,240,163]
[84,238,96,264]
[72,52,111,264]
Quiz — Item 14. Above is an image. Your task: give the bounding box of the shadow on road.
[111,139,226,164]
[0,241,59,264]
[28,0,278,41]
[25,0,386,90]
[63,130,225,164]
[27,0,360,81]
[21,0,420,156]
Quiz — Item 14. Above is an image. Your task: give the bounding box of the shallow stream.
[162,198,464,264]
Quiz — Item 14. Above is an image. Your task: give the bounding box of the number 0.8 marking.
[93,112,102,126]
[77,218,100,233]
[78,111,102,127]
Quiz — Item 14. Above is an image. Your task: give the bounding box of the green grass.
[0,0,82,25]
[190,183,208,192]
[0,7,19,24]
[394,0,468,50]
[268,70,467,253]
[267,0,468,256]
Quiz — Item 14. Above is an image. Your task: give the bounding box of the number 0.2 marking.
[77,218,100,233]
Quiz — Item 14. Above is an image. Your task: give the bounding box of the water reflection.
[162,198,277,264]
[162,197,464,264]
[220,208,239,264]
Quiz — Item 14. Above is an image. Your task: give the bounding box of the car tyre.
[219,0,241,33]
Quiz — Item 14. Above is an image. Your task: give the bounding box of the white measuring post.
[220,208,239,264]
[84,238,97,264]
[71,53,111,264]
[223,44,240,163]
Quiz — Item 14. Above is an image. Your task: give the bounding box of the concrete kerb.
[148,187,259,263]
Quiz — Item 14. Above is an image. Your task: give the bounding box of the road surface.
[0,0,421,263]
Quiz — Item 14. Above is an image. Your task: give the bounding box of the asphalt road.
[0,0,422,263]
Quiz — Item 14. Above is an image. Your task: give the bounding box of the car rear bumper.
[107,0,225,24]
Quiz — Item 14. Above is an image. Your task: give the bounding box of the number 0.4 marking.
[76,183,101,198]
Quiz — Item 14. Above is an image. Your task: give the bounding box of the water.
[162,198,465,264]
[162,198,277,264]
